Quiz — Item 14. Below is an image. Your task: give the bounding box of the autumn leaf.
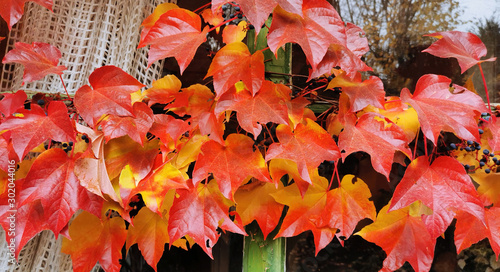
[286,96,312,129]
[2,42,66,82]
[390,156,485,237]
[215,81,289,138]
[267,0,345,71]
[126,207,170,271]
[268,158,318,197]
[101,102,154,145]
[400,74,486,144]
[0,0,53,30]
[206,42,265,97]
[140,2,179,44]
[423,31,496,73]
[356,203,435,272]
[234,181,284,239]
[484,116,500,153]
[168,180,246,258]
[142,74,182,106]
[469,171,500,206]
[311,175,376,245]
[222,21,248,44]
[74,66,145,128]
[149,114,190,149]
[19,148,103,235]
[454,208,500,257]
[270,176,339,255]
[338,113,411,180]
[139,7,209,73]
[62,211,127,272]
[266,119,340,184]
[327,72,385,112]
[200,8,224,34]
[192,134,271,199]
[0,101,75,161]
[0,90,27,117]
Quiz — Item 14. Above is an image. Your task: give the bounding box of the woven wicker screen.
[0,0,170,95]
[0,0,175,271]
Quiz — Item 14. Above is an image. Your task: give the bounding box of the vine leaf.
[327,72,385,112]
[19,148,103,235]
[390,156,485,237]
[74,66,145,128]
[2,42,66,82]
[356,203,435,272]
[267,0,345,71]
[139,7,209,73]
[206,42,265,97]
[423,31,496,73]
[266,119,340,184]
[0,0,52,29]
[215,81,289,138]
[270,176,339,255]
[0,90,27,117]
[168,180,246,258]
[200,8,224,34]
[0,101,75,161]
[222,21,248,44]
[338,113,411,181]
[454,208,500,258]
[469,171,500,206]
[311,175,376,245]
[62,211,127,272]
[139,3,179,44]
[234,181,285,239]
[400,74,487,144]
[485,116,500,154]
[192,134,271,200]
[101,102,154,145]
[142,74,182,106]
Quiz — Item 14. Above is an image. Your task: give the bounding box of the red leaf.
[168,180,246,258]
[192,134,271,199]
[327,72,385,112]
[356,203,435,272]
[454,208,500,257]
[205,42,265,97]
[0,101,75,160]
[19,148,103,235]
[265,119,340,183]
[338,113,411,180]
[0,90,27,117]
[74,66,145,128]
[390,156,485,235]
[139,8,209,73]
[423,31,496,74]
[0,0,53,30]
[2,42,66,82]
[268,0,345,70]
[142,74,182,106]
[215,81,289,138]
[62,211,127,272]
[101,102,154,145]
[400,74,486,144]
[485,116,500,153]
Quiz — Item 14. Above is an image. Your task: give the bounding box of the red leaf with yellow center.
[74,66,145,128]
[215,81,289,138]
[265,119,340,184]
[390,156,485,232]
[267,0,345,70]
[62,211,127,272]
[270,176,338,255]
[327,72,385,112]
[206,42,265,97]
[139,8,209,73]
[192,134,271,200]
[400,74,486,144]
[139,3,179,45]
[338,113,411,180]
[142,74,182,106]
[19,148,103,235]
[356,203,435,272]
[311,175,376,245]
[168,180,246,258]
[423,31,496,74]
[0,101,75,161]
[234,181,284,239]
[101,102,154,145]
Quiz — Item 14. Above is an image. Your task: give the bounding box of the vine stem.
[208,16,239,33]
[59,75,72,102]
[193,2,210,13]
[478,63,492,114]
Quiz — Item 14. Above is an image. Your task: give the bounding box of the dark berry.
[465,146,472,152]
[483,149,490,155]
[248,24,254,29]
[464,164,470,170]
[490,153,495,157]
[467,140,473,145]
[479,129,484,134]
[496,160,500,165]
[230,13,235,18]
[66,146,72,151]
[493,157,498,162]
[485,168,491,174]
[480,161,486,167]
[450,143,457,150]
[237,13,243,19]
[62,143,68,148]
[328,75,334,81]
[476,145,482,151]
[37,99,45,106]
[69,142,74,146]
[234,6,240,11]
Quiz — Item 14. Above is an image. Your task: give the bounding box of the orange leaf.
[62,211,127,272]
[454,208,500,257]
[140,3,179,42]
[192,134,271,200]
[142,74,182,106]
[470,171,500,206]
[101,102,154,145]
[206,42,265,97]
[200,8,224,34]
[222,21,248,44]
[168,180,246,258]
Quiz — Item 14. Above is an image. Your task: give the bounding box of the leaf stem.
[265,71,309,78]
[193,3,211,13]
[478,63,492,114]
[412,130,419,161]
[208,16,239,33]
[423,135,428,157]
[59,75,72,102]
